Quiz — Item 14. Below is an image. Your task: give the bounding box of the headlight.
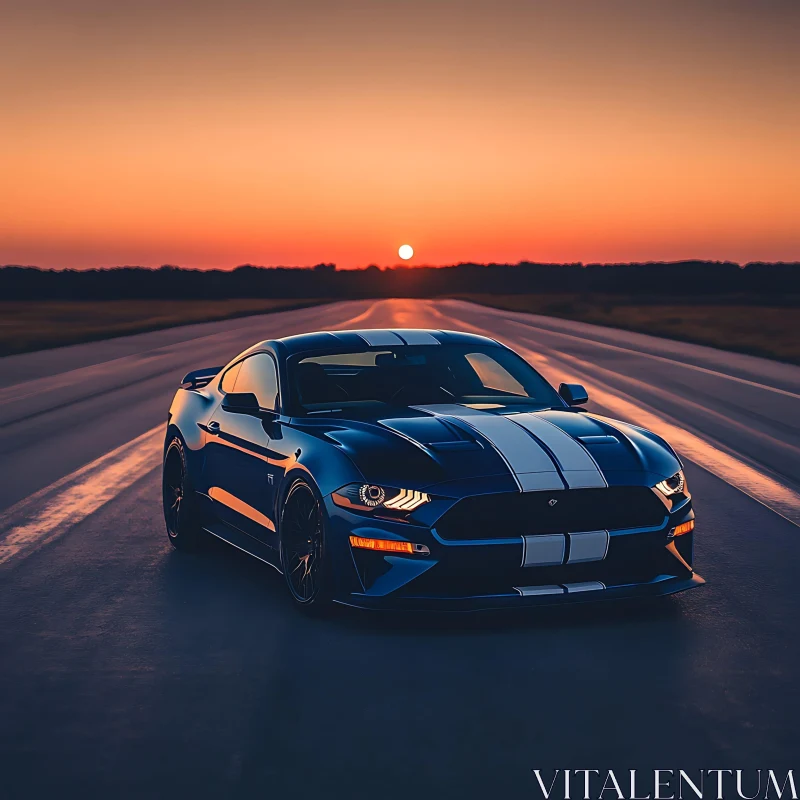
[358,484,386,507]
[333,483,430,513]
[383,488,430,511]
[655,470,686,496]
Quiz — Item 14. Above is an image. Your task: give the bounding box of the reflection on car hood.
[305,404,682,495]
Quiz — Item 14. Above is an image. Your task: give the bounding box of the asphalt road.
[1,299,799,799]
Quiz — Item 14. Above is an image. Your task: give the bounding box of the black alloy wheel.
[280,479,329,607]
[162,438,200,550]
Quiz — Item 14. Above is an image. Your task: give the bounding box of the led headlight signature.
[655,470,686,496]
[333,483,430,513]
[383,488,429,511]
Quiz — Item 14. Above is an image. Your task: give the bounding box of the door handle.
[207,421,221,435]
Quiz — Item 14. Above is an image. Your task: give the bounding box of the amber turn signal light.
[671,520,695,537]
[349,536,430,555]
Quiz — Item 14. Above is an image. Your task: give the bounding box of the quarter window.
[220,361,242,393]
[233,353,279,411]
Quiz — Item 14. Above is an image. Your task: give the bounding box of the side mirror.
[221,392,260,414]
[559,383,589,406]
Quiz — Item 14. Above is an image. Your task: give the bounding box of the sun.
[398,244,414,260]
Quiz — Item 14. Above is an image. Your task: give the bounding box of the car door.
[204,352,282,548]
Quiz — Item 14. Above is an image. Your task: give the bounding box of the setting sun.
[398,245,414,261]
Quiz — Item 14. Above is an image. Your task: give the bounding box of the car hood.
[304,405,682,496]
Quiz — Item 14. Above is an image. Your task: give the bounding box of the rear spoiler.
[180,366,223,390]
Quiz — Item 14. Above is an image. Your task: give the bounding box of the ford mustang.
[163,328,702,610]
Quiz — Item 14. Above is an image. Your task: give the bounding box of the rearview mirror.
[221,392,260,414]
[559,383,589,406]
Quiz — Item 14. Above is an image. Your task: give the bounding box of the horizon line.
[3,258,800,273]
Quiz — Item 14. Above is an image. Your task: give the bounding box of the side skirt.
[202,520,283,574]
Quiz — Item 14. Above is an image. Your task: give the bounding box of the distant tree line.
[1,261,798,301]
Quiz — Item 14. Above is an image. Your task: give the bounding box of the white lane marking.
[0,426,164,565]
[504,317,800,401]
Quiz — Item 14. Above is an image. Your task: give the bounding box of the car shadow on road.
[159,529,689,638]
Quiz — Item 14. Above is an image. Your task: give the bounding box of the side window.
[220,361,242,393]
[234,353,279,411]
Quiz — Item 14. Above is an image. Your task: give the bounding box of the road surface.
[1,299,799,799]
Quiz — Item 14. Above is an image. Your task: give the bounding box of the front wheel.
[279,478,332,609]
[162,437,202,551]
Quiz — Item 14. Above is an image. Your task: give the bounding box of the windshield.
[288,344,561,414]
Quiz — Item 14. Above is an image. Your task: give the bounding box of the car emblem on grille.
[548,498,558,507]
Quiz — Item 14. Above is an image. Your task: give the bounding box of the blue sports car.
[163,328,702,611]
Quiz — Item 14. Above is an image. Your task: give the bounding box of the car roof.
[257,329,502,356]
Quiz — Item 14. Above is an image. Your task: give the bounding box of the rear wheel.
[162,437,202,551]
[280,478,331,609]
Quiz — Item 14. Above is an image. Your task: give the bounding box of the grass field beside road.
[456,294,800,364]
[2,295,798,364]
[0,299,329,356]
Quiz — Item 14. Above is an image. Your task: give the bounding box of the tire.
[279,477,332,610]
[162,436,203,551]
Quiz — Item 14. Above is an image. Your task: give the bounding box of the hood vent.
[427,440,483,452]
[579,435,620,445]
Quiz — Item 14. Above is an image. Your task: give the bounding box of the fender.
[274,427,364,518]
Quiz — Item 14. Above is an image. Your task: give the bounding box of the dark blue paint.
[165,329,702,609]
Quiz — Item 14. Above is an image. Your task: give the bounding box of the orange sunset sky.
[1,0,798,270]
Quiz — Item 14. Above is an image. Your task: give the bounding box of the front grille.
[401,554,666,598]
[434,486,667,541]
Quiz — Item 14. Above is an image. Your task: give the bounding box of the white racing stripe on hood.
[411,404,564,491]
[507,413,607,489]
[355,330,405,346]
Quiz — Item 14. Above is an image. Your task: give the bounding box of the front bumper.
[325,497,704,611]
